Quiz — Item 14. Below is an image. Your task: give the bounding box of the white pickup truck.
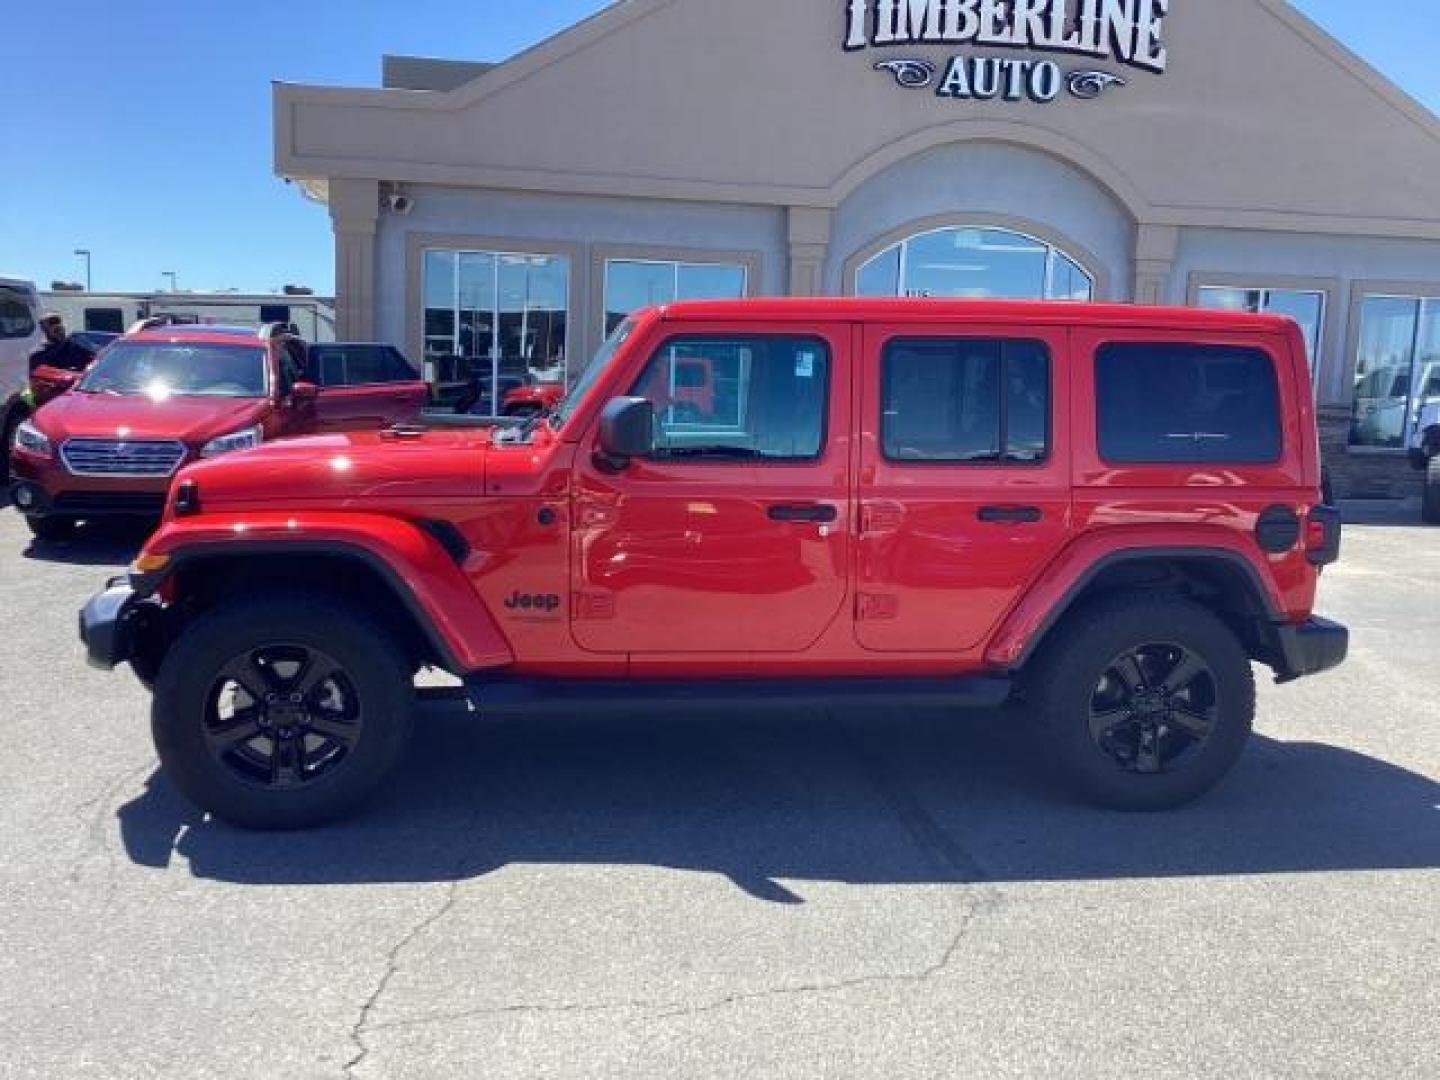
[1410,396,1440,523]
[1,275,43,482]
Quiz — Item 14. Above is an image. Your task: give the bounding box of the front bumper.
[9,453,171,519]
[1273,617,1349,683]
[79,578,141,671]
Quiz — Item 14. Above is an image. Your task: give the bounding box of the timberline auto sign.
[844,0,1170,103]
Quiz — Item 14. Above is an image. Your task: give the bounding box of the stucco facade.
[275,0,1440,497]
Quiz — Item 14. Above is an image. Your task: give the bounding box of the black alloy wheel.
[152,593,415,829]
[1028,592,1255,810]
[203,644,364,790]
[1088,644,1218,775]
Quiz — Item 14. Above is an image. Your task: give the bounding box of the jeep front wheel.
[151,594,415,830]
[1423,456,1440,525]
[1029,594,1255,810]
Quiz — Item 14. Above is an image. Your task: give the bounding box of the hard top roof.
[645,298,1298,333]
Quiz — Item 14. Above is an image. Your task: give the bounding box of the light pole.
[74,249,91,291]
[161,271,177,292]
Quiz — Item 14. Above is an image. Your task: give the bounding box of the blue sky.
[2,1,1437,295]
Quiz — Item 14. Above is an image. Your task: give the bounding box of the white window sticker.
[795,351,816,379]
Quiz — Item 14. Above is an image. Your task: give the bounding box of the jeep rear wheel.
[1029,594,1255,810]
[1423,457,1440,525]
[152,594,414,830]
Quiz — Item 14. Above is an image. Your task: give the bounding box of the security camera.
[385,193,415,215]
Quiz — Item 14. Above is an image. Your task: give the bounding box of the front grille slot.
[60,439,187,477]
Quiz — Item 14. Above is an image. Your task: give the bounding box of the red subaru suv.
[9,325,426,540]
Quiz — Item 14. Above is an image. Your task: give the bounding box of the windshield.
[552,319,636,428]
[78,342,269,399]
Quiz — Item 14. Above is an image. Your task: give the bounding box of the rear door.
[308,345,429,431]
[855,321,1073,652]
[570,322,853,654]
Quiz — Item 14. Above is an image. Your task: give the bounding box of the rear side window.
[882,338,1050,463]
[309,345,417,387]
[0,286,36,339]
[1096,343,1282,463]
[628,336,830,461]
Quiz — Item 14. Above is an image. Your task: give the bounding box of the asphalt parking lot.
[0,503,1436,1080]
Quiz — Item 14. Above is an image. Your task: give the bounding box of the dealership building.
[275,0,1440,497]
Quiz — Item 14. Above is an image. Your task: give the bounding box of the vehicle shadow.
[116,706,1440,899]
[21,518,152,566]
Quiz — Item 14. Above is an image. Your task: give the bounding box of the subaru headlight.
[200,425,263,458]
[14,419,52,457]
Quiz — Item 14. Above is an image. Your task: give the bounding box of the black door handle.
[977,505,1043,524]
[769,503,839,524]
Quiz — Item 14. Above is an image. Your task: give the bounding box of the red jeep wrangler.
[9,326,426,540]
[80,300,1346,829]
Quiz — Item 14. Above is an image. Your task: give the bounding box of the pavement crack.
[364,890,996,1036]
[645,892,994,1022]
[342,879,465,1078]
[67,759,154,905]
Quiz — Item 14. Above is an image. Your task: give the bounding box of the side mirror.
[291,380,320,404]
[596,396,654,469]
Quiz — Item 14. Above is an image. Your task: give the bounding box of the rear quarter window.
[1096,342,1282,464]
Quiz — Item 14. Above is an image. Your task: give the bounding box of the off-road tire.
[1028,592,1255,810]
[152,592,415,830]
[26,515,78,543]
[1423,457,1440,525]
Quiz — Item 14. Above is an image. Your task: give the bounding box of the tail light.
[1305,505,1342,567]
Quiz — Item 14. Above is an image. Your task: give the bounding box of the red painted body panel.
[570,320,853,654]
[310,381,428,432]
[123,300,1329,679]
[855,320,1074,652]
[145,511,514,672]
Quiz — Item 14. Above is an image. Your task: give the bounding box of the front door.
[856,322,1073,652]
[571,324,852,654]
[307,345,429,432]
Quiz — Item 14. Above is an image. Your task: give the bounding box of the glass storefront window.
[603,259,748,336]
[1196,286,1325,378]
[854,226,1094,302]
[1349,296,1440,450]
[423,248,569,414]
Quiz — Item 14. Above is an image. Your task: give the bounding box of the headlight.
[14,419,52,457]
[200,425,263,458]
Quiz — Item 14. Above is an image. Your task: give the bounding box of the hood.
[177,427,501,506]
[35,391,271,446]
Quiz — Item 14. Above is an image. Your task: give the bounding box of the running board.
[458,675,1012,719]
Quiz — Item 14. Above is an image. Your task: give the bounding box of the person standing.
[28,314,96,375]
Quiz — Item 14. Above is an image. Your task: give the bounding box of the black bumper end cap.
[79,583,139,671]
[1274,617,1349,683]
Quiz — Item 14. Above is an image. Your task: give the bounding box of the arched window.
[854,226,1094,302]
